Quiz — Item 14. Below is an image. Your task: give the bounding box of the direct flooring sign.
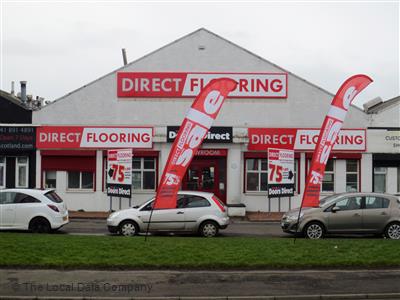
[268,148,295,198]
[107,149,132,198]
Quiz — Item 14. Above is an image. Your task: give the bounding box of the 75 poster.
[106,149,132,198]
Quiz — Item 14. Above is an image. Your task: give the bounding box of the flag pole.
[145,203,155,242]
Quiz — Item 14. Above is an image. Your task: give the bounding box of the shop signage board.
[0,126,36,151]
[36,126,153,149]
[106,149,132,198]
[117,72,287,98]
[248,128,366,151]
[267,148,295,198]
[167,126,232,143]
[367,128,400,153]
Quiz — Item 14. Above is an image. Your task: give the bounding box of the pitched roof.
[44,28,338,109]
[0,89,30,110]
[366,95,400,113]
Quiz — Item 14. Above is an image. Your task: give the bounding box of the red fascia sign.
[248,128,366,151]
[195,149,227,157]
[117,72,287,99]
[37,126,153,149]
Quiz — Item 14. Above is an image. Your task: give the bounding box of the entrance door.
[182,159,222,201]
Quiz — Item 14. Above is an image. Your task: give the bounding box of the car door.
[138,196,185,231]
[362,196,392,232]
[327,196,363,232]
[0,192,17,228]
[13,193,42,229]
[183,195,213,231]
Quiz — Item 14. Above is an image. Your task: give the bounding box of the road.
[60,218,290,237]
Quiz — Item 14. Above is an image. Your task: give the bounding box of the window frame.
[131,157,157,191]
[346,159,360,192]
[245,158,268,192]
[67,171,94,191]
[0,157,5,189]
[15,156,29,188]
[43,171,57,189]
[373,167,387,193]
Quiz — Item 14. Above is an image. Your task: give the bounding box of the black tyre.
[385,222,400,240]
[304,222,325,239]
[199,221,219,237]
[119,220,139,237]
[29,217,51,234]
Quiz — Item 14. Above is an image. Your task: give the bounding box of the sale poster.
[267,148,295,198]
[106,149,132,198]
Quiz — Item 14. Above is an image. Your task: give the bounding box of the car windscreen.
[45,191,63,203]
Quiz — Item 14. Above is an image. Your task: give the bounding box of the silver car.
[107,191,229,237]
[281,193,400,239]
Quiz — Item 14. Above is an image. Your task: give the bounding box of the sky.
[1,1,399,108]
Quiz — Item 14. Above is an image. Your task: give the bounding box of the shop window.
[0,157,5,189]
[132,157,156,191]
[322,159,335,192]
[67,171,94,190]
[245,158,268,192]
[397,168,400,194]
[346,160,359,192]
[374,167,387,193]
[15,157,28,188]
[293,159,299,193]
[44,171,57,189]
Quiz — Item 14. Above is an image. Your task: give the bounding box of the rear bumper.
[51,215,69,229]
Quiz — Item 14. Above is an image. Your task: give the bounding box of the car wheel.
[29,217,51,234]
[119,220,139,237]
[385,222,400,240]
[304,222,325,239]
[199,221,219,237]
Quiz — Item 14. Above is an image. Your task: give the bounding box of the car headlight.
[107,212,118,220]
[286,212,304,222]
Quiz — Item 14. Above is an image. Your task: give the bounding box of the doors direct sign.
[36,126,153,149]
[167,126,232,143]
[248,128,366,151]
[267,148,295,198]
[106,149,132,198]
[117,72,287,98]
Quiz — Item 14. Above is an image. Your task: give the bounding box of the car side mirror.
[332,206,341,213]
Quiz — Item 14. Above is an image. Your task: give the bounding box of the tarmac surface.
[1,269,400,298]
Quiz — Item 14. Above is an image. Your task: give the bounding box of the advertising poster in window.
[267,148,295,198]
[106,149,132,198]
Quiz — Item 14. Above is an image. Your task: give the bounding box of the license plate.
[63,216,68,221]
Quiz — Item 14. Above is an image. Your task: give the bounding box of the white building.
[32,28,395,212]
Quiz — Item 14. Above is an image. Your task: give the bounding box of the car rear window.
[45,191,63,203]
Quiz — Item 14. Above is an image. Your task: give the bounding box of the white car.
[0,189,69,233]
[107,191,229,237]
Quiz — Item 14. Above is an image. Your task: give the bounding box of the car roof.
[0,188,54,197]
[324,192,398,200]
[177,190,214,197]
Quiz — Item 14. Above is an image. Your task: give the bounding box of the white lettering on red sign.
[118,72,287,98]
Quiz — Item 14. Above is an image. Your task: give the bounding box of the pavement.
[1,269,400,299]
[68,211,285,222]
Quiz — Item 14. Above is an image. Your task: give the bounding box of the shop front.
[0,126,36,189]
[32,28,372,212]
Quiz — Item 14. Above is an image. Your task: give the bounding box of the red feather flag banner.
[301,74,373,208]
[154,78,237,209]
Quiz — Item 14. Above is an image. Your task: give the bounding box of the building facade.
[32,28,393,212]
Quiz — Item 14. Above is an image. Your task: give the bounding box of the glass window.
[44,171,57,188]
[131,157,156,191]
[245,158,268,192]
[185,196,211,208]
[14,193,40,204]
[45,191,63,203]
[68,171,93,190]
[0,192,17,204]
[346,160,359,192]
[365,196,390,209]
[397,168,400,193]
[16,156,28,188]
[322,159,334,192]
[334,196,362,211]
[374,167,387,193]
[0,157,5,188]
